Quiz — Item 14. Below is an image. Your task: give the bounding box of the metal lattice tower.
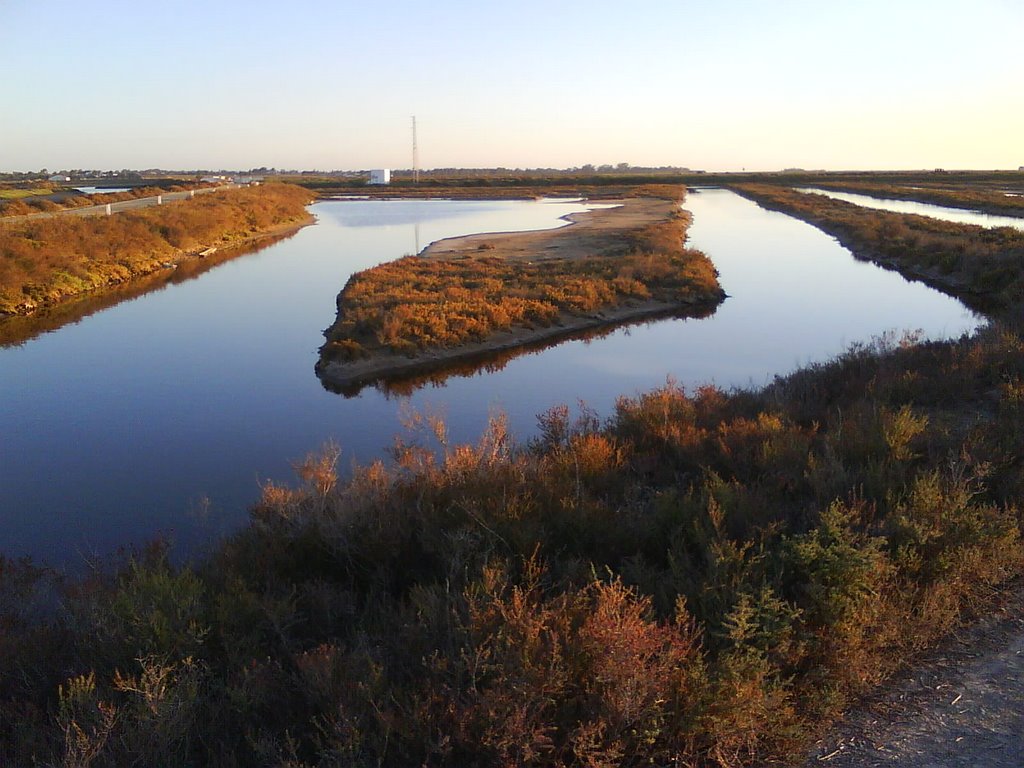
[411,116,419,183]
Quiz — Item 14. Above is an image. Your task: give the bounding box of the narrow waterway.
[796,187,1024,230]
[0,191,982,567]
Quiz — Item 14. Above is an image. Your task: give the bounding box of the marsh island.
[316,189,726,390]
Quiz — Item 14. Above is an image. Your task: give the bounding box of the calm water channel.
[797,188,1024,230]
[75,187,133,195]
[0,190,982,567]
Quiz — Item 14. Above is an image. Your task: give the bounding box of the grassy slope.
[2,185,1024,766]
[0,183,312,315]
[0,187,53,201]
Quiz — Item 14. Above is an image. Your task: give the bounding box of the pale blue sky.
[1,0,1021,171]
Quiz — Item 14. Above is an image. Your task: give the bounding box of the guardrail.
[0,185,237,223]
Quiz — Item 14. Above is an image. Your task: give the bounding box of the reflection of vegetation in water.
[733,184,1024,319]
[322,305,718,398]
[0,183,310,315]
[0,230,303,348]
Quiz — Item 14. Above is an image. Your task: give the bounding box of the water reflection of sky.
[323,198,621,255]
[796,187,1024,231]
[0,192,982,567]
[74,186,132,194]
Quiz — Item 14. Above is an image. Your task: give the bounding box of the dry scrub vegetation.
[806,180,1024,217]
[0,183,311,315]
[733,184,1024,318]
[3,324,1023,766]
[3,184,1024,766]
[320,206,722,365]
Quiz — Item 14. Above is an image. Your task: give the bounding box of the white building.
[369,169,391,185]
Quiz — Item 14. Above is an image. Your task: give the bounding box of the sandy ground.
[421,196,683,263]
[804,581,1024,767]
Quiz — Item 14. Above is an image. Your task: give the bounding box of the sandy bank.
[421,197,683,263]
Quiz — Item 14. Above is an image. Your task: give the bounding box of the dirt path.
[805,581,1024,767]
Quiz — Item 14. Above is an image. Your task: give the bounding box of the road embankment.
[0,183,313,317]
